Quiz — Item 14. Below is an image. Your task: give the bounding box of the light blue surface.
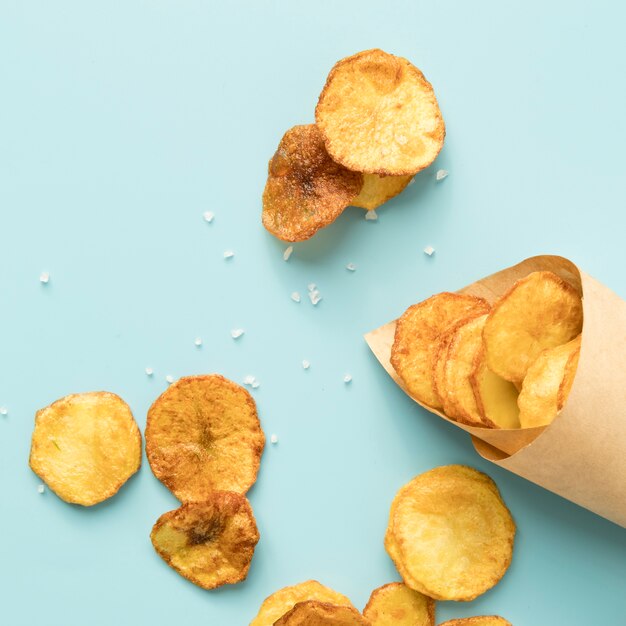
[1,2,625,624]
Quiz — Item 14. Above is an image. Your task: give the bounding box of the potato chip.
[262,124,363,241]
[483,271,583,384]
[250,581,354,626]
[386,465,515,601]
[29,391,141,506]
[150,491,259,590]
[391,293,490,409]
[145,374,265,502]
[316,49,445,175]
[438,618,512,626]
[518,336,581,428]
[351,174,413,210]
[363,583,435,626]
[274,601,369,626]
[470,346,520,429]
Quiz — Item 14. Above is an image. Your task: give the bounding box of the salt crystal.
[203,211,214,223]
[309,290,322,306]
[251,381,260,389]
[302,360,310,370]
[424,246,435,256]
[343,374,352,384]
[283,246,294,261]
[37,484,45,494]
[408,177,416,187]
[243,375,256,386]
[145,367,154,376]
[39,272,50,284]
[307,283,316,292]
[436,169,448,182]
[270,434,278,444]
[223,250,234,259]
[291,292,301,303]
[0,407,7,416]
[365,210,378,221]
[346,263,357,272]
[194,337,203,347]
[165,375,175,384]
[231,328,245,339]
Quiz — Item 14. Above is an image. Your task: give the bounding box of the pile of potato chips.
[391,271,583,429]
[262,49,446,241]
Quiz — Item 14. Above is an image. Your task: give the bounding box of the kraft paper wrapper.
[365,255,626,527]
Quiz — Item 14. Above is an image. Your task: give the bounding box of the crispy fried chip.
[385,465,515,601]
[262,124,363,242]
[470,346,520,429]
[391,293,490,409]
[439,618,512,626]
[518,336,581,428]
[29,391,141,506]
[274,601,369,626]
[483,271,583,384]
[250,581,354,626]
[351,174,413,210]
[363,583,434,626]
[145,374,265,502]
[150,492,259,590]
[315,49,445,176]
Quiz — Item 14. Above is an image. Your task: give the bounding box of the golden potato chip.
[386,465,515,601]
[363,582,435,626]
[483,271,583,384]
[391,293,490,409]
[29,391,141,506]
[351,174,414,210]
[145,374,265,502]
[150,491,259,590]
[274,601,369,626]
[262,124,363,242]
[439,618,512,626]
[316,49,445,175]
[470,346,520,429]
[518,336,581,428]
[250,581,354,626]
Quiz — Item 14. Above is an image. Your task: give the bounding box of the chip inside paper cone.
[250,581,354,626]
[274,601,369,626]
[145,374,265,502]
[439,618,512,626]
[29,391,141,506]
[363,582,435,626]
[351,174,414,210]
[150,492,259,590]
[316,49,445,175]
[262,124,363,242]
[385,465,515,601]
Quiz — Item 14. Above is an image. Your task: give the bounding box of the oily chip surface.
[351,173,414,210]
[29,391,141,506]
[363,582,435,626]
[150,492,259,590]
[250,580,354,626]
[386,465,515,601]
[439,618,512,626]
[391,293,490,409]
[483,271,583,384]
[145,374,265,502]
[274,601,369,626]
[262,124,363,241]
[316,49,445,175]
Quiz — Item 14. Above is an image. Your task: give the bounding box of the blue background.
[1,2,625,624]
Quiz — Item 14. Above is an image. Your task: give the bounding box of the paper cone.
[365,255,626,527]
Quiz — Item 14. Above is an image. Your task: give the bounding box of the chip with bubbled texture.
[363,582,434,626]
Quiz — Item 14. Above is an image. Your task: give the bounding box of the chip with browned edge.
[385,465,515,601]
[439,618,512,626]
[363,582,435,626]
[316,49,445,176]
[29,391,141,506]
[351,174,414,210]
[145,374,265,502]
[262,124,363,242]
[150,492,259,590]
[274,601,369,626]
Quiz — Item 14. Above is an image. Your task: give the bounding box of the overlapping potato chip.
[250,580,354,626]
[274,601,369,626]
[391,293,490,409]
[483,271,583,384]
[470,346,520,429]
[262,124,363,241]
[439,618,512,626]
[351,174,414,210]
[316,49,445,175]
[145,374,265,502]
[385,465,515,601]
[29,391,141,506]
[363,582,434,626]
[518,336,581,428]
[150,491,259,590]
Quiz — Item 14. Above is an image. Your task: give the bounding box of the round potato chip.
[363,582,435,626]
[518,336,581,428]
[262,124,363,242]
[483,271,583,384]
[316,49,445,175]
[351,173,414,210]
[29,391,141,506]
[386,465,515,601]
[391,293,490,409]
[145,374,265,502]
[150,492,259,590]
[439,618,512,626]
[274,601,369,626]
[250,580,354,626]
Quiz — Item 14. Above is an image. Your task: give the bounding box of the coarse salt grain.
[408,177,416,186]
[251,381,260,389]
[145,367,154,376]
[365,210,378,221]
[165,375,175,384]
[302,360,310,370]
[270,434,278,444]
[243,375,256,386]
[291,291,301,303]
[436,169,449,182]
[231,328,245,339]
[308,283,316,292]
[309,290,322,306]
[194,337,203,347]
[0,407,7,416]
[39,272,50,284]
[203,211,214,223]
[343,374,352,384]
[424,246,435,256]
[346,263,356,272]
[37,484,45,494]
[223,250,234,259]
[283,246,294,261]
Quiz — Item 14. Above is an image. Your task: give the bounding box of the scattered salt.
[308,289,322,306]
[39,272,50,284]
[165,375,175,384]
[145,367,154,376]
[251,381,260,389]
[343,374,352,384]
[436,169,449,182]
[365,210,378,221]
[243,375,256,386]
[307,283,316,292]
[194,337,203,347]
[223,250,234,259]
[291,291,301,303]
[346,263,357,272]
[408,177,416,187]
[231,328,245,339]
[203,211,214,223]
[283,246,294,261]
[0,407,7,416]
[37,484,45,494]
[270,434,278,444]
[302,360,310,370]
[424,246,435,256]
